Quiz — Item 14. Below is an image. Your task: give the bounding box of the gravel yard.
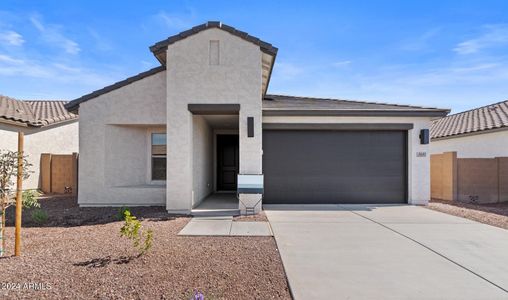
[0,197,290,299]
[427,200,508,229]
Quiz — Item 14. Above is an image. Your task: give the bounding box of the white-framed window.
[150,132,166,181]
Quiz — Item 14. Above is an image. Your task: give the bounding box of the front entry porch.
[191,193,240,216]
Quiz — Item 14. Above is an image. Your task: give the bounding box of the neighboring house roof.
[431,100,508,139]
[65,66,166,112]
[0,95,78,127]
[263,94,450,117]
[149,21,278,64]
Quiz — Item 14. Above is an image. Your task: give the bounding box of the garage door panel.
[263,130,407,204]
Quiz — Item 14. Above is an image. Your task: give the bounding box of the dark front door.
[217,134,239,191]
[263,130,408,204]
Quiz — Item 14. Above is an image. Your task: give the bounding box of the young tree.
[0,150,32,256]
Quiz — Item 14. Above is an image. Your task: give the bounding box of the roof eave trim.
[0,118,31,127]
[431,125,508,141]
[0,117,78,128]
[149,21,278,66]
[263,52,277,98]
[65,66,166,113]
[262,109,450,117]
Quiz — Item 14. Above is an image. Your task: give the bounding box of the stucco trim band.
[263,123,414,130]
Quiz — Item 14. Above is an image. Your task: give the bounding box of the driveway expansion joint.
[349,210,508,294]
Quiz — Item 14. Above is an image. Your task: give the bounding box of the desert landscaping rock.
[428,200,508,229]
[0,197,290,299]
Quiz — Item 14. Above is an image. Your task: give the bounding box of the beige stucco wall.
[74,27,440,209]
[263,116,434,205]
[165,28,263,213]
[192,115,214,207]
[77,70,167,206]
[431,130,508,158]
[0,121,79,190]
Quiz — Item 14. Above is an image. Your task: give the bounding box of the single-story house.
[0,95,79,189]
[431,100,508,157]
[65,21,449,214]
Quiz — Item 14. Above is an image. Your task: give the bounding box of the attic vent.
[488,106,498,111]
[209,40,219,65]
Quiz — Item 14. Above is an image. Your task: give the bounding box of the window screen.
[151,133,166,181]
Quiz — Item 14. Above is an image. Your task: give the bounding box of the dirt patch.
[427,200,508,229]
[233,211,268,222]
[0,197,291,299]
[4,196,171,227]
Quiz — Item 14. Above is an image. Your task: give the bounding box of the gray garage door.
[263,130,407,204]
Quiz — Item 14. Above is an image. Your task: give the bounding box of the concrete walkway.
[266,205,508,300]
[178,216,272,236]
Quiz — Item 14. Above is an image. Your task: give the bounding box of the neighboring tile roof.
[149,21,278,64]
[0,95,78,127]
[263,94,450,117]
[431,100,508,139]
[0,95,37,125]
[65,66,166,112]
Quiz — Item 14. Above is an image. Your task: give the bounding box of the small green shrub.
[31,209,48,224]
[120,209,153,255]
[22,190,41,209]
[117,206,130,221]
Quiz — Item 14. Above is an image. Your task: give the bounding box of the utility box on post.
[237,174,263,215]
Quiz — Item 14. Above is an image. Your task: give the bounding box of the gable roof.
[65,66,166,112]
[431,100,508,139]
[65,23,447,117]
[0,95,78,127]
[149,21,278,65]
[263,94,450,117]
[149,21,277,97]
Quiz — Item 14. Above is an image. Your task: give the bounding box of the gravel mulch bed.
[427,200,508,229]
[5,196,171,227]
[0,197,291,299]
[233,211,268,222]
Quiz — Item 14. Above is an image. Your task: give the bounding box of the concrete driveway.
[266,205,508,300]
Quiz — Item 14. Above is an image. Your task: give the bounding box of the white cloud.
[0,51,117,87]
[332,60,351,67]
[53,63,81,73]
[451,63,499,73]
[156,11,194,30]
[454,24,508,55]
[88,28,113,52]
[29,14,80,55]
[400,28,441,51]
[0,30,24,46]
[272,62,305,80]
[0,53,52,77]
[0,54,24,64]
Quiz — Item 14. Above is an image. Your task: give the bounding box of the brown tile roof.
[431,100,508,139]
[0,95,78,127]
[149,21,278,64]
[263,94,450,117]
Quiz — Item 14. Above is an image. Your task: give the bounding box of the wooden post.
[14,132,24,256]
[0,199,4,256]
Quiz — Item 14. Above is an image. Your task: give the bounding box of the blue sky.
[1,1,508,113]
